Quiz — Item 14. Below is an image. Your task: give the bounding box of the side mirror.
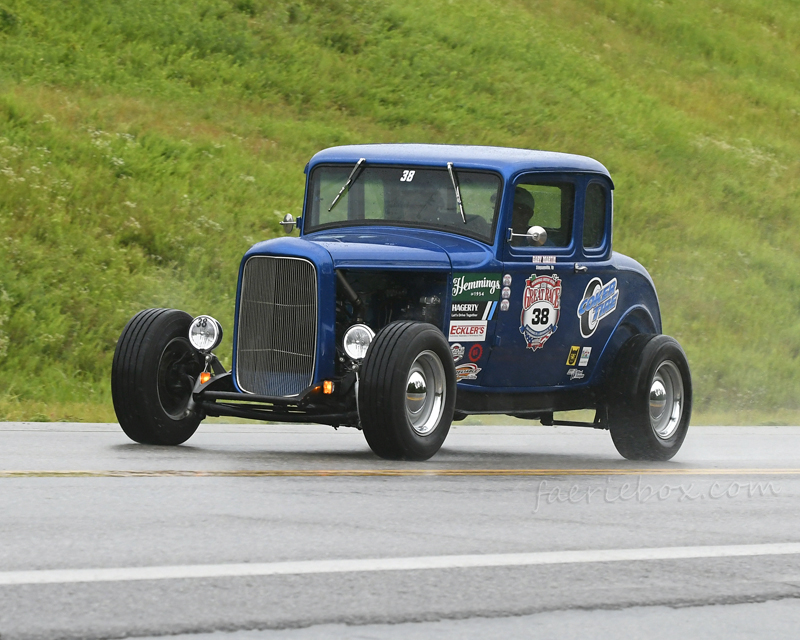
[527,225,547,247]
[279,213,296,234]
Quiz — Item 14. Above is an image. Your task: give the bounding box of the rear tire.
[359,321,456,461]
[608,334,692,461]
[111,308,204,445]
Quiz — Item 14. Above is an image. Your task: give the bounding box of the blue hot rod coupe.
[112,144,691,461]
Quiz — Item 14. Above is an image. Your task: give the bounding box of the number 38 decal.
[400,170,416,182]
[527,307,550,325]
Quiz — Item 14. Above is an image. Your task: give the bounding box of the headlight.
[188,315,223,352]
[343,324,375,361]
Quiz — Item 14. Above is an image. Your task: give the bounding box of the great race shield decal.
[519,274,562,350]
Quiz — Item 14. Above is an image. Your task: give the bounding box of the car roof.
[307,144,612,183]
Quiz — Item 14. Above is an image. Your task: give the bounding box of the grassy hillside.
[0,0,798,422]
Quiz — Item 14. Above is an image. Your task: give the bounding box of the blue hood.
[305,227,497,271]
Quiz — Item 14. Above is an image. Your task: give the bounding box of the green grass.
[0,0,799,421]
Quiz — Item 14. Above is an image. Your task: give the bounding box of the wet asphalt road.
[1,422,800,639]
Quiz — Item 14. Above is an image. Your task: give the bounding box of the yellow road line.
[2,468,800,478]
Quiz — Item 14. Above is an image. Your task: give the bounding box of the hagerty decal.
[519,274,562,351]
[455,363,481,381]
[450,301,498,321]
[578,277,619,338]
[452,273,502,301]
[448,320,487,342]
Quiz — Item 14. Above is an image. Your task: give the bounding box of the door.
[481,173,614,389]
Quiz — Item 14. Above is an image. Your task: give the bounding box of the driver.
[511,187,535,246]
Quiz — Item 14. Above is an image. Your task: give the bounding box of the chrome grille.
[236,256,318,396]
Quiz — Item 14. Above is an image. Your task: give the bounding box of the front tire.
[111,308,205,445]
[359,321,456,461]
[608,334,692,461]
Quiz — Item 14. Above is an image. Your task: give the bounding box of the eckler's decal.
[455,363,481,381]
[451,343,465,363]
[579,346,592,367]
[449,320,487,342]
[450,301,498,321]
[452,273,502,301]
[566,368,585,380]
[566,345,580,366]
[578,277,619,338]
[468,344,483,362]
[519,274,562,351]
[531,255,557,264]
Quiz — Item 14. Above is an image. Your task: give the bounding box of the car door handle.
[574,264,588,273]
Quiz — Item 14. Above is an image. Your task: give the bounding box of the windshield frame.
[303,163,503,245]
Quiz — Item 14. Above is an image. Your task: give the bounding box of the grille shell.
[235,256,318,396]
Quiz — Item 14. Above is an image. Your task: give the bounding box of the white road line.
[2,543,800,586]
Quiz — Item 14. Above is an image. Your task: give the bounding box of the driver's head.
[512,187,535,232]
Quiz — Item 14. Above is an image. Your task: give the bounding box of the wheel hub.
[649,361,684,440]
[405,350,446,436]
[157,337,203,420]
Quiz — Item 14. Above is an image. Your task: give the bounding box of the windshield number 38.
[400,170,416,182]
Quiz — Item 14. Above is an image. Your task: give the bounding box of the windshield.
[305,165,502,243]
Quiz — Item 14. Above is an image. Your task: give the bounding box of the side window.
[583,183,606,249]
[511,182,575,248]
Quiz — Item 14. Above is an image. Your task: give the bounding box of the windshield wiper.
[328,157,366,212]
[447,162,467,224]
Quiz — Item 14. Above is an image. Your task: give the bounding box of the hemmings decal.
[579,346,592,367]
[452,273,502,301]
[566,345,580,366]
[578,277,619,338]
[566,368,585,380]
[449,320,487,342]
[455,363,481,381]
[450,301,498,321]
[451,343,465,363]
[519,274,562,351]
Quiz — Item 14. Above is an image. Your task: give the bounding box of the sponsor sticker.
[566,345,580,366]
[451,343,465,363]
[578,277,619,338]
[566,368,585,380]
[455,363,481,381]
[449,320,487,342]
[519,274,562,351]
[468,343,483,362]
[531,255,557,264]
[452,273,502,301]
[579,346,592,367]
[450,301,498,321]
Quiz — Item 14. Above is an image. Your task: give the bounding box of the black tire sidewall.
[144,312,203,440]
[388,326,456,459]
[609,334,692,461]
[112,309,203,445]
[360,321,456,461]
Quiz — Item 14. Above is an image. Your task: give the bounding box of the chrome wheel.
[405,350,446,436]
[649,360,684,440]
